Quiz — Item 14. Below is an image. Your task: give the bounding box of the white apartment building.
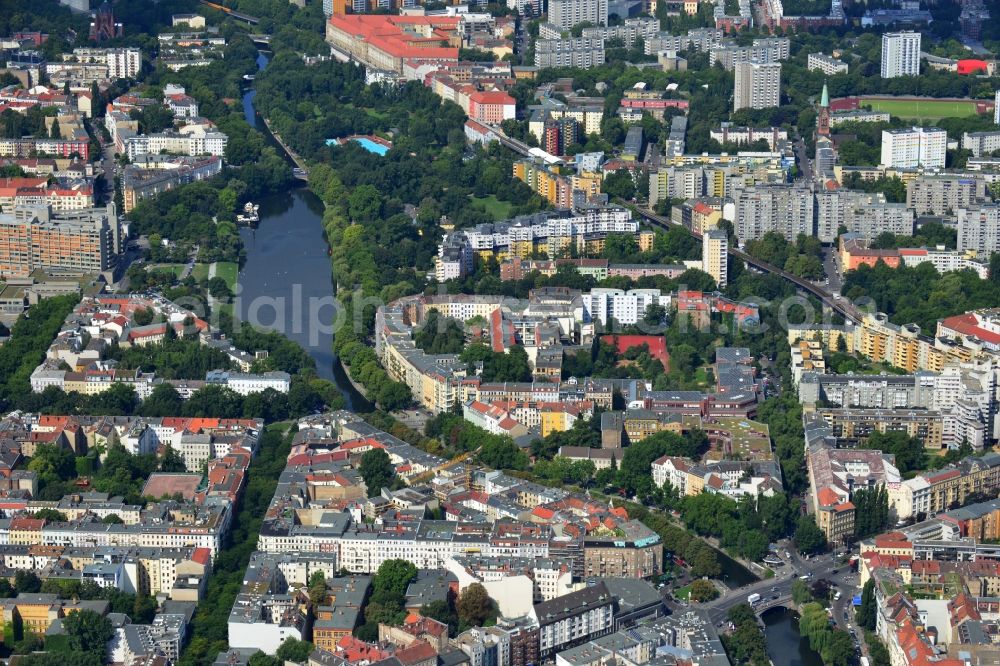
[65,48,142,79]
[807,52,848,75]
[107,48,142,79]
[898,247,989,279]
[651,455,692,493]
[224,371,292,395]
[125,129,228,161]
[581,288,667,326]
[547,0,608,29]
[881,31,921,78]
[702,228,728,287]
[880,127,946,169]
[995,90,1000,125]
[733,61,781,111]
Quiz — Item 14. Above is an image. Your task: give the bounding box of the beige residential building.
[701,228,728,287]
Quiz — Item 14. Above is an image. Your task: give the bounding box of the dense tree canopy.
[862,431,925,475]
[794,515,828,555]
[414,311,466,355]
[359,448,396,497]
[843,261,1000,332]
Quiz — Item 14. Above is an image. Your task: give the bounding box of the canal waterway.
[762,607,824,666]
[237,50,368,411]
[717,549,757,588]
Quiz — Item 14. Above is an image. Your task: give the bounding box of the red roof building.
[467,90,516,125]
[938,311,1000,347]
[957,59,989,75]
[326,15,459,75]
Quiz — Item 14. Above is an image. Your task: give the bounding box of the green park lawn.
[472,195,513,221]
[191,264,210,282]
[146,263,188,278]
[213,262,238,291]
[865,99,980,121]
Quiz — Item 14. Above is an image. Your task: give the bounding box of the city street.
[794,138,814,182]
[692,546,860,625]
[822,246,843,295]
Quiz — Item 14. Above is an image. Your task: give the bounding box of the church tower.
[817,83,831,138]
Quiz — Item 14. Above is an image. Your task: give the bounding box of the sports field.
[864,98,981,121]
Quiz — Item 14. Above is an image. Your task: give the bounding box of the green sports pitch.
[863,98,982,120]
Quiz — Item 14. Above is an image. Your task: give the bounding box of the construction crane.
[408,447,480,487]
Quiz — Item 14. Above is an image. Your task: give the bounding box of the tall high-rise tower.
[881,31,920,79]
[702,228,728,287]
[733,61,781,111]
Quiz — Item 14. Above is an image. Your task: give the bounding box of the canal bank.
[238,50,370,412]
[717,549,757,588]
[762,607,824,666]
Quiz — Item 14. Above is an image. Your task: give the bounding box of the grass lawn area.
[213,262,238,290]
[472,195,513,221]
[693,366,712,388]
[866,99,980,120]
[146,263,187,278]
[675,584,692,600]
[190,264,210,282]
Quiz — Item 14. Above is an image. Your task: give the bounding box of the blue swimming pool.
[326,137,390,155]
[353,137,390,155]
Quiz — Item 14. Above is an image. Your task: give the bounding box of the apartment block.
[905,175,986,216]
[581,288,668,327]
[547,0,608,29]
[881,31,920,78]
[457,207,637,262]
[890,454,1000,520]
[807,52,848,75]
[701,228,728,287]
[436,232,474,281]
[0,204,120,278]
[799,364,995,450]
[733,184,813,242]
[709,37,789,70]
[534,39,605,69]
[124,127,228,161]
[648,166,726,205]
[535,582,614,658]
[958,204,1000,256]
[580,17,657,47]
[881,127,946,169]
[644,28,723,55]
[961,130,1000,158]
[709,123,788,150]
[582,522,663,579]
[733,61,781,111]
[121,155,223,213]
